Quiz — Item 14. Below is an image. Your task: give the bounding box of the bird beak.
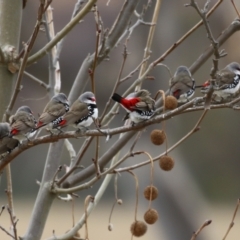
[195,80,210,88]
[91,97,96,102]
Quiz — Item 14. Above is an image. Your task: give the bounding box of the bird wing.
[10,112,36,131]
[0,138,18,154]
[39,103,66,124]
[63,102,89,125]
[133,98,155,111]
[217,71,236,85]
[171,81,193,97]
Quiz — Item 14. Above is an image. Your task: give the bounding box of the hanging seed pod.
[130,220,147,237]
[150,129,165,145]
[108,223,113,231]
[144,208,159,225]
[117,199,123,205]
[159,155,174,171]
[144,185,158,201]
[165,95,178,110]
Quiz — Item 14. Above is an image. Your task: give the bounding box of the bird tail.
[112,93,123,103]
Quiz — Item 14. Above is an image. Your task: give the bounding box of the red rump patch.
[173,89,181,99]
[202,80,210,87]
[11,129,19,135]
[37,121,43,128]
[59,119,67,126]
[120,98,140,110]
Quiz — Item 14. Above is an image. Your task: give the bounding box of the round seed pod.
[159,155,174,171]
[150,129,165,145]
[144,185,158,201]
[165,95,178,110]
[144,208,159,224]
[108,223,113,231]
[117,199,123,205]
[130,220,147,237]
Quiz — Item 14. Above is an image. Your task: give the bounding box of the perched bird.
[112,89,155,124]
[201,62,240,102]
[9,106,37,143]
[37,93,69,129]
[0,123,19,155]
[52,91,98,130]
[170,66,195,103]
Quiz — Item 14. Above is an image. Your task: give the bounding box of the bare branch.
[27,0,97,65]
[64,139,76,161]
[44,5,61,95]
[0,225,15,239]
[23,71,49,89]
[190,219,212,240]
[222,198,240,240]
[4,0,51,121]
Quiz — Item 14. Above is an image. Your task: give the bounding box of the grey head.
[16,106,33,114]
[0,123,10,139]
[79,91,96,103]
[225,62,240,72]
[174,66,192,78]
[52,93,69,104]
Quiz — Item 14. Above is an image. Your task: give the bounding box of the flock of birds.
[0,61,239,156]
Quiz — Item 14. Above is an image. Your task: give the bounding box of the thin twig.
[55,0,87,64]
[0,206,5,216]
[45,5,61,95]
[119,57,149,83]
[7,206,18,240]
[84,195,94,240]
[140,151,154,209]
[5,0,52,120]
[92,156,101,177]
[222,198,240,240]
[129,131,142,154]
[190,219,212,240]
[57,137,94,185]
[185,0,226,109]
[50,166,63,189]
[89,5,102,94]
[64,139,76,161]
[108,174,119,230]
[127,171,139,222]
[231,0,240,19]
[27,0,97,65]
[99,43,129,123]
[5,165,16,239]
[136,0,162,91]
[0,225,15,239]
[23,71,49,89]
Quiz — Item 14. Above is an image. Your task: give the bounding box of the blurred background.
[1,0,240,239]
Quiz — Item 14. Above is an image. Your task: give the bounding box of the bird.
[0,123,19,155]
[37,93,69,130]
[169,66,195,103]
[9,106,37,143]
[111,89,155,124]
[52,91,98,131]
[201,62,240,102]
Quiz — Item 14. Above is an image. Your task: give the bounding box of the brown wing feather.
[133,97,155,111]
[217,71,236,85]
[62,100,89,125]
[39,103,66,124]
[10,112,36,131]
